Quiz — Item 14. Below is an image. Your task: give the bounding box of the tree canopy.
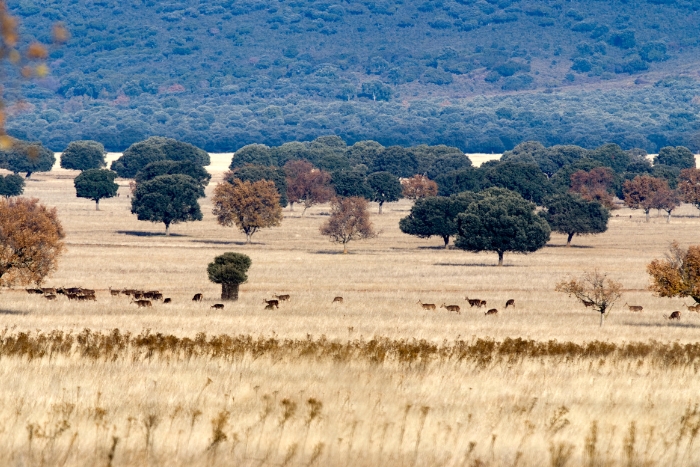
[319,196,376,254]
[482,161,552,204]
[111,137,210,178]
[60,140,106,171]
[0,197,65,287]
[399,193,475,248]
[331,170,373,199]
[74,169,119,210]
[678,168,700,213]
[0,141,55,177]
[622,175,668,222]
[541,193,609,246]
[135,160,211,188]
[0,174,24,198]
[130,174,204,235]
[284,160,334,215]
[654,146,696,170]
[454,188,551,265]
[212,179,283,243]
[648,242,700,304]
[401,175,438,200]
[225,165,287,207]
[366,171,402,214]
[207,252,252,300]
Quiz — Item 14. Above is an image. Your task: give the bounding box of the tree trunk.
[95,199,100,211]
[343,242,348,254]
[645,210,650,222]
[443,236,450,249]
[378,202,383,214]
[165,223,170,236]
[666,211,671,223]
[566,232,574,246]
[246,233,252,244]
[290,202,294,212]
[497,251,504,266]
[599,312,605,327]
[222,282,239,301]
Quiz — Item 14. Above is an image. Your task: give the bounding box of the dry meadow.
[1,154,700,466]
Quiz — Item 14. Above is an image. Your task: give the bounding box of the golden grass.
[2,154,700,465]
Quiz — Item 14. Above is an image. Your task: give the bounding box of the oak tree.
[111,137,210,178]
[399,193,475,248]
[555,269,623,327]
[570,167,616,209]
[212,179,283,243]
[654,146,695,170]
[0,197,65,287]
[678,168,700,214]
[622,175,668,222]
[208,252,251,301]
[131,174,204,235]
[60,140,106,171]
[74,169,119,210]
[647,242,700,304]
[651,186,681,223]
[0,141,55,178]
[366,171,402,214]
[0,174,24,197]
[319,197,377,254]
[401,174,438,200]
[454,188,551,266]
[541,193,610,246]
[136,160,211,189]
[284,160,334,214]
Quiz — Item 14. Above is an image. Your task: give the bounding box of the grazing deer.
[505,299,515,308]
[41,288,56,295]
[211,304,224,310]
[417,300,436,311]
[192,293,203,302]
[131,299,152,308]
[668,311,681,320]
[684,303,700,313]
[264,303,276,310]
[332,296,344,304]
[163,298,172,304]
[465,296,486,308]
[44,294,57,301]
[624,303,643,312]
[485,308,498,315]
[109,288,120,297]
[275,294,291,302]
[263,299,279,309]
[582,300,595,308]
[440,303,461,314]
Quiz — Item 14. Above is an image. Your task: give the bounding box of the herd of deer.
[621,302,699,320]
[26,287,95,302]
[417,297,516,316]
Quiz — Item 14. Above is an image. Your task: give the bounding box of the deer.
[485,308,498,315]
[332,296,344,304]
[109,287,120,297]
[131,299,152,308]
[44,294,57,301]
[684,303,700,313]
[264,303,276,310]
[163,298,172,304]
[465,296,485,308]
[582,300,595,308]
[440,303,461,314]
[192,293,203,302]
[263,299,279,309]
[505,299,515,308]
[624,303,643,312]
[275,294,291,302]
[668,311,681,320]
[210,304,224,310]
[417,300,436,311]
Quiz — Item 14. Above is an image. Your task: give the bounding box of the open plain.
[2,155,700,466]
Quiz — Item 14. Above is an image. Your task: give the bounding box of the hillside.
[5,0,700,152]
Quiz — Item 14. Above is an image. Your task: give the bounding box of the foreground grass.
[2,330,700,467]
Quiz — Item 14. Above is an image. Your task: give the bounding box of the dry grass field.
[2,154,700,466]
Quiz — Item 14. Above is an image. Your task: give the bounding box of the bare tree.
[555,270,623,327]
[319,197,377,254]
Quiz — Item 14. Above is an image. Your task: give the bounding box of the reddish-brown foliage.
[569,168,616,209]
[284,160,334,215]
[622,175,669,222]
[319,197,377,253]
[648,242,700,304]
[678,168,700,212]
[401,175,438,200]
[0,197,65,286]
[212,179,283,243]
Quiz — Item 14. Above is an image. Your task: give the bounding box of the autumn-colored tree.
[651,186,681,223]
[678,168,700,214]
[319,197,377,253]
[0,197,65,287]
[569,167,616,209]
[401,175,438,200]
[622,175,668,222]
[0,3,67,148]
[555,269,623,327]
[212,179,283,243]
[284,160,334,215]
[647,242,700,304]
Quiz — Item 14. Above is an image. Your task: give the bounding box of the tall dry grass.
[1,155,700,465]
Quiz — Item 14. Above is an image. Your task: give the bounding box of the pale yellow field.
[2,154,700,466]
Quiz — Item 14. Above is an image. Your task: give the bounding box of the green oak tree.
[111,137,210,178]
[482,161,553,204]
[131,174,204,235]
[135,160,211,188]
[207,252,252,301]
[331,170,373,199]
[74,169,119,210]
[541,193,610,246]
[0,141,55,178]
[455,188,551,266]
[367,171,402,214]
[0,174,24,198]
[60,140,106,171]
[399,193,476,248]
[654,146,696,170]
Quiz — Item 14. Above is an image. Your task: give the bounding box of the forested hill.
[5,0,700,153]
